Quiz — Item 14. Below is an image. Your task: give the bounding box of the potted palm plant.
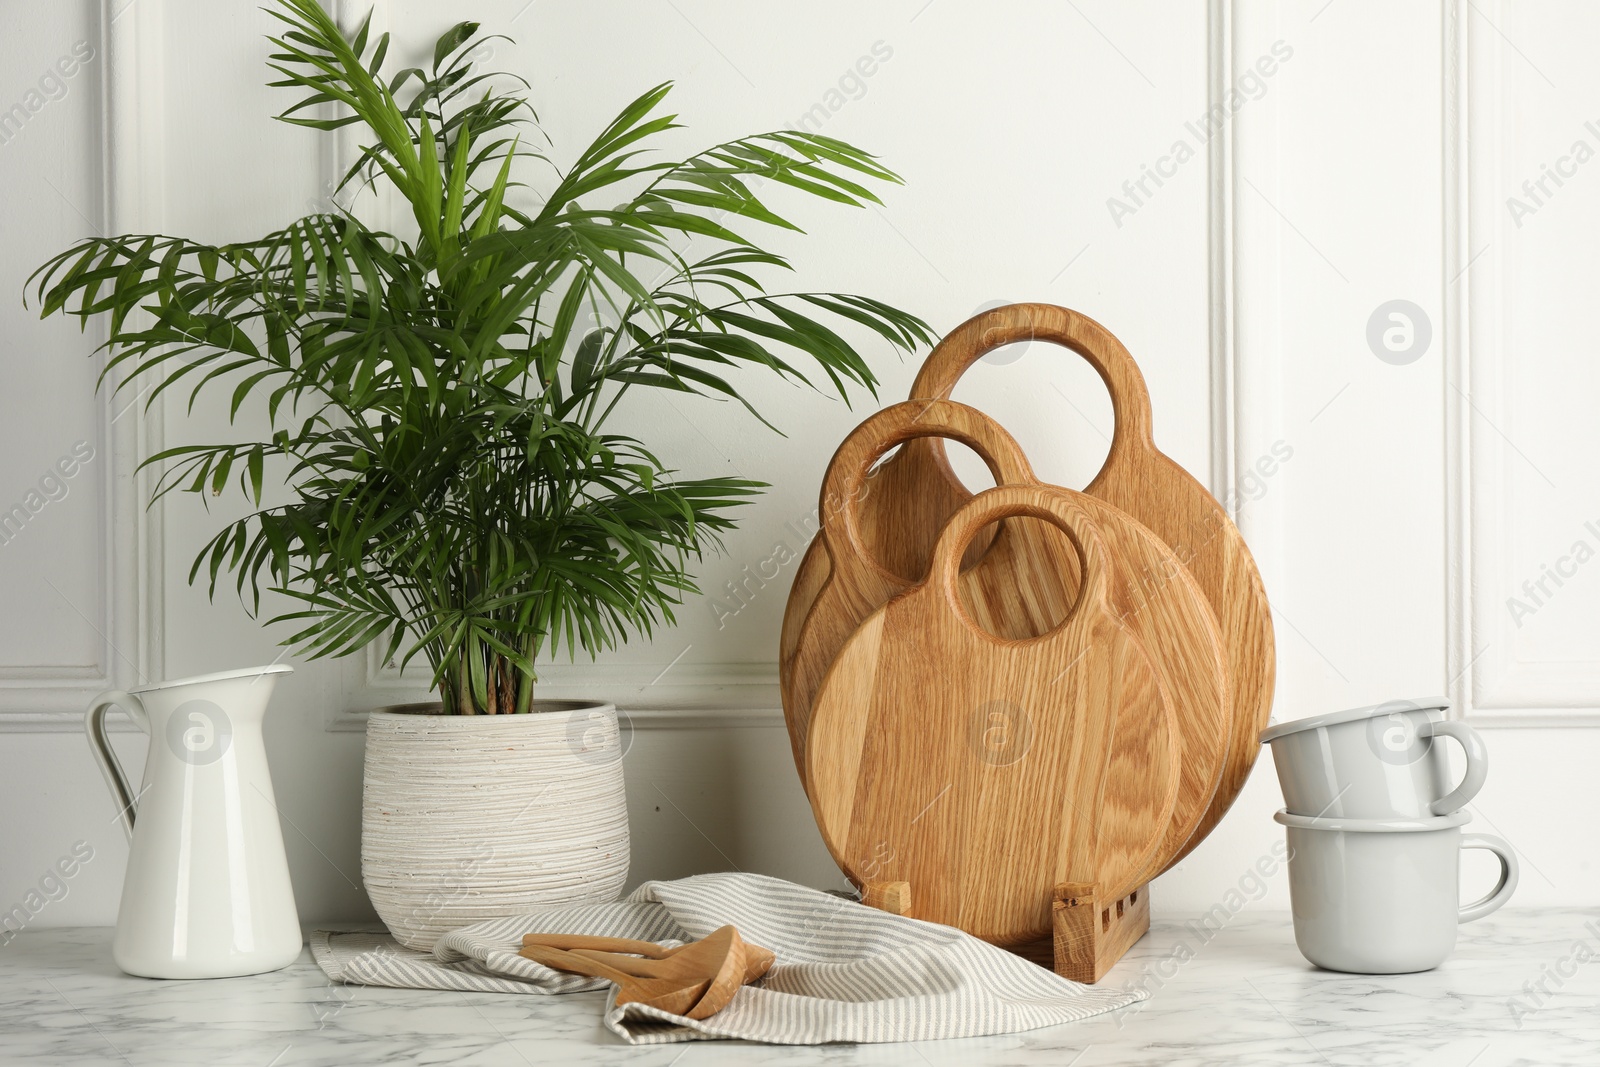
[30,0,930,948]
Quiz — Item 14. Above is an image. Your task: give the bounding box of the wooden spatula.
[519,943,711,1017]
[520,928,775,985]
[518,926,755,1020]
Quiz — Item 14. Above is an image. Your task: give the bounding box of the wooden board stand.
[862,879,1150,984]
[1051,881,1150,983]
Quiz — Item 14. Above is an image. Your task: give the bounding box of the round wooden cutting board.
[804,485,1182,944]
[781,398,1229,878]
[782,303,1272,867]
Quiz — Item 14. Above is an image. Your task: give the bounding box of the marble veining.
[2,910,1596,1065]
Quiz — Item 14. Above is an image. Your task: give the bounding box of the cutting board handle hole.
[910,439,998,578]
[859,438,1001,581]
[955,516,1083,641]
[936,438,1001,500]
[944,345,1115,495]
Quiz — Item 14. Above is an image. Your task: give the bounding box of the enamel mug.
[1275,808,1518,974]
[1260,697,1487,819]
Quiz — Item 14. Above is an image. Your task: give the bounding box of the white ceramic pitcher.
[86,665,302,978]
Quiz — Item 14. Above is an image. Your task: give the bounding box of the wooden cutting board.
[781,399,1036,767]
[1050,493,1229,881]
[805,484,1181,944]
[782,399,1229,879]
[782,303,1272,868]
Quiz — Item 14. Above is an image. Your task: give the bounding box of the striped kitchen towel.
[312,872,1145,1045]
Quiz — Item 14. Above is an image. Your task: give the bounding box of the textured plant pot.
[361,701,629,951]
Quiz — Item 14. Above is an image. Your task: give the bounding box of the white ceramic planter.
[361,701,630,951]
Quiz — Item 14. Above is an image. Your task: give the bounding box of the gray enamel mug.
[1275,809,1518,974]
[1259,697,1487,819]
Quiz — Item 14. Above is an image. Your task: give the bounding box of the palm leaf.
[26,0,932,713]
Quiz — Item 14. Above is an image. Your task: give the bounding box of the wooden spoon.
[521,933,681,956]
[519,943,711,1017]
[575,945,772,987]
[520,929,775,984]
[518,926,751,1020]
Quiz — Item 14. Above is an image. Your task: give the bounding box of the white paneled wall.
[0,0,1594,931]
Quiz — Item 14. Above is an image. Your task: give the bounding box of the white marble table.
[3,910,1596,1066]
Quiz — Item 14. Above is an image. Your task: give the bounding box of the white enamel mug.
[1275,808,1518,974]
[1259,697,1487,819]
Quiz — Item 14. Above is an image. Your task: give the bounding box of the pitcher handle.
[86,690,148,842]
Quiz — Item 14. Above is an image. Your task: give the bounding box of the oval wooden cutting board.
[805,484,1181,944]
[782,303,1272,867]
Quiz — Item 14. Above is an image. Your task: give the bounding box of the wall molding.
[1218,0,1285,573]
[1443,0,1599,727]
[1206,0,1237,507]
[332,651,781,731]
[0,0,162,732]
[1444,0,1476,724]
[328,698,786,734]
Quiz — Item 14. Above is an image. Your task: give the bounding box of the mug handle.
[85,690,149,843]
[1458,833,1519,923]
[1420,720,1488,814]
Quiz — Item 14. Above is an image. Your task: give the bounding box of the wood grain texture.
[911,304,1272,865]
[1067,495,1229,879]
[518,926,759,1021]
[805,485,1180,945]
[861,880,912,915]
[1052,882,1150,984]
[781,303,1273,868]
[957,493,1231,880]
[517,943,712,1018]
[782,399,1036,772]
[780,402,1230,875]
[519,932,776,985]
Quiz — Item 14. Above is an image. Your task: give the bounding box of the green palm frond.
[26,0,933,713]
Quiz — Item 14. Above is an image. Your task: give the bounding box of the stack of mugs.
[1260,697,1519,973]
